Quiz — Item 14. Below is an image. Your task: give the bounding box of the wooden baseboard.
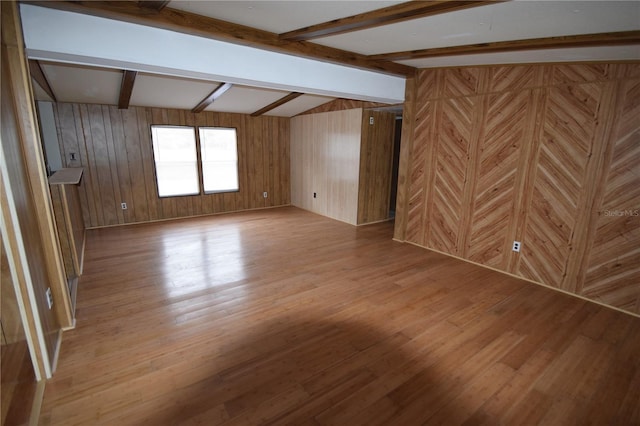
[85,204,292,230]
[396,238,640,319]
[357,217,393,226]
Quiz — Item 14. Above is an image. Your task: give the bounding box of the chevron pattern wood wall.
[396,63,640,316]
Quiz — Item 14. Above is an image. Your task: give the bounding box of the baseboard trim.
[395,238,639,319]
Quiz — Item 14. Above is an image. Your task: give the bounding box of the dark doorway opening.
[389,116,402,218]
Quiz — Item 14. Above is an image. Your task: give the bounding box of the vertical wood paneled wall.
[2,0,62,375]
[395,63,640,316]
[290,109,362,225]
[357,110,396,224]
[53,104,290,228]
[1,239,26,345]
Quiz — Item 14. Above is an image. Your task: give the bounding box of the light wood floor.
[40,207,640,425]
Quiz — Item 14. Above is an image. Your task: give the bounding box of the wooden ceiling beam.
[251,92,303,117]
[138,1,170,12]
[369,30,640,61]
[280,1,501,42]
[118,70,137,109]
[192,82,233,113]
[28,60,57,102]
[25,1,415,77]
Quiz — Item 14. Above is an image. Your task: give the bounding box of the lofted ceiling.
[25,0,640,117]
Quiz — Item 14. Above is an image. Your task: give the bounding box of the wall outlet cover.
[46,288,53,309]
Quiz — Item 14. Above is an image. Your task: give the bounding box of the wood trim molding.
[3,0,74,330]
[25,1,415,76]
[117,70,137,110]
[192,82,233,113]
[392,73,417,242]
[369,30,640,61]
[251,92,302,117]
[28,60,56,102]
[280,1,500,41]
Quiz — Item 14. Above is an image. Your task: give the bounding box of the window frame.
[150,124,200,198]
[198,126,240,195]
[150,124,241,198]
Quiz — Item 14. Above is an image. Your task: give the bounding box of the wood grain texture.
[428,95,476,255]
[1,0,64,378]
[28,59,56,102]
[290,109,362,225]
[396,63,640,315]
[357,111,395,224]
[2,0,73,329]
[52,103,290,228]
[299,98,390,116]
[467,89,530,269]
[1,239,26,345]
[1,341,38,425]
[369,30,640,61]
[404,71,439,245]
[582,76,640,312]
[38,207,640,425]
[519,82,603,287]
[392,74,416,241]
[49,185,74,278]
[117,70,137,110]
[49,183,85,279]
[279,1,498,41]
[251,92,302,117]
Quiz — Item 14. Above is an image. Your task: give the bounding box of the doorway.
[389,116,402,219]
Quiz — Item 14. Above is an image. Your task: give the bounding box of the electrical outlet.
[263,191,268,198]
[512,241,521,252]
[121,202,127,210]
[69,152,76,161]
[313,192,317,199]
[46,288,53,309]
[369,116,374,125]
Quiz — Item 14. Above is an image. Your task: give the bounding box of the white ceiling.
[316,1,639,53]
[170,0,402,34]
[169,0,640,68]
[131,74,221,110]
[40,63,121,105]
[33,62,336,117]
[27,0,640,115]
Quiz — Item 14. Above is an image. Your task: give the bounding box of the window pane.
[151,126,199,197]
[199,127,239,193]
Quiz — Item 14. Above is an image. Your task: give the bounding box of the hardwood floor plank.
[39,207,640,425]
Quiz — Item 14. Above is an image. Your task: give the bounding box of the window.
[199,127,239,193]
[151,126,199,197]
[151,125,239,197]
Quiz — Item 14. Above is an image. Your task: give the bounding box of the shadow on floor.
[140,317,456,425]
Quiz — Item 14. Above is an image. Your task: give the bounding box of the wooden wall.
[357,110,396,224]
[395,63,640,316]
[290,109,363,225]
[53,104,291,228]
[2,0,62,376]
[1,239,25,345]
